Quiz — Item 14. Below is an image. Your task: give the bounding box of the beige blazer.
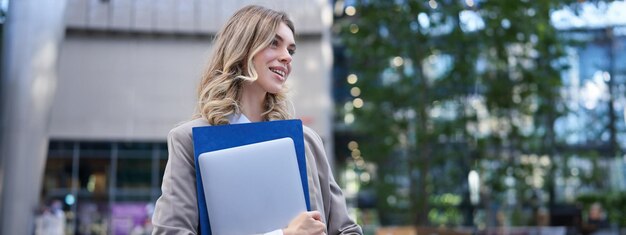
[152,118,363,235]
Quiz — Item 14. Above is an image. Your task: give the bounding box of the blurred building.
[40,0,334,234]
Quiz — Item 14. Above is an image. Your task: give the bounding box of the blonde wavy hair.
[193,5,295,125]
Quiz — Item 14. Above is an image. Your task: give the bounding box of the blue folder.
[192,119,310,235]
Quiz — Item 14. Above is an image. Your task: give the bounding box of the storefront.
[42,141,167,234]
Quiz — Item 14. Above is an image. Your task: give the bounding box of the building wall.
[51,0,334,142]
[64,0,326,34]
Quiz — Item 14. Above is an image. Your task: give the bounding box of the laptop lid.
[197,137,307,235]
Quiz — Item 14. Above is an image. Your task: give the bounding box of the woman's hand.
[282,211,326,235]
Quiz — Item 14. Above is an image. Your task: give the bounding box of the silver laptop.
[197,137,307,235]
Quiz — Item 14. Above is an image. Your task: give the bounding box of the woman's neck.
[240,83,266,122]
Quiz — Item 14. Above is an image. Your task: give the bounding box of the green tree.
[336,0,578,226]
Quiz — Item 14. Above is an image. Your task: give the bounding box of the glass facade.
[42,140,167,234]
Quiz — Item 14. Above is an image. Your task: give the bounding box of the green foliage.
[577,192,626,227]
[428,194,464,226]
[336,0,580,226]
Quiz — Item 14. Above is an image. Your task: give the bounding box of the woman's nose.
[279,50,292,64]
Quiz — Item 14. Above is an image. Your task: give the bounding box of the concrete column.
[0,0,66,234]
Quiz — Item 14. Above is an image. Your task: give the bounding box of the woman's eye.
[288,49,295,55]
[270,40,279,47]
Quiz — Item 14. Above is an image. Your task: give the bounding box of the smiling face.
[250,22,296,94]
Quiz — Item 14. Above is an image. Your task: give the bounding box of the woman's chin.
[267,90,281,95]
[266,86,285,95]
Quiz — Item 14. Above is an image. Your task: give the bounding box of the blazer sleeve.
[152,125,199,235]
[305,127,363,235]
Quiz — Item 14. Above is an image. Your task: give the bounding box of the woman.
[152,5,362,235]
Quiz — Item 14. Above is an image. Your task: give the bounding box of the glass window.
[116,158,151,190]
[79,158,110,197]
[42,158,73,198]
[43,140,167,232]
[117,143,153,189]
[158,144,168,187]
[80,142,111,158]
[116,142,153,202]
